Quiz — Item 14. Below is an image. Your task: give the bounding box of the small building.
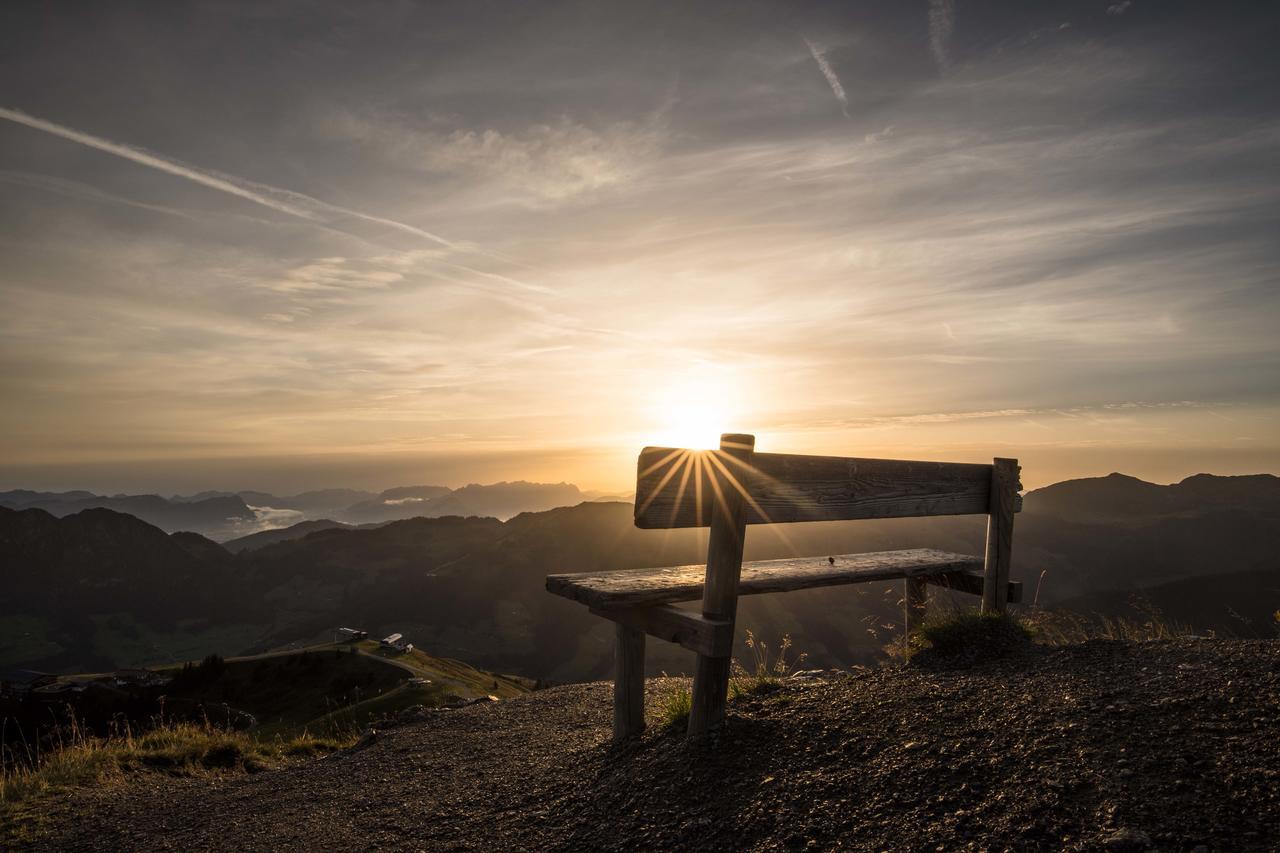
[336,627,368,642]
[380,633,412,653]
[113,668,168,688]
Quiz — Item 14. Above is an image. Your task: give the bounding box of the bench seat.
[547,547,1020,609]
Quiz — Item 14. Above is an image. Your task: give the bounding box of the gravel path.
[22,639,1280,851]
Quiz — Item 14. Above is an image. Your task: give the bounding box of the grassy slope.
[2,642,536,840]
[107,641,534,739]
[0,722,355,846]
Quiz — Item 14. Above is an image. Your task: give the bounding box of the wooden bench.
[546,433,1022,741]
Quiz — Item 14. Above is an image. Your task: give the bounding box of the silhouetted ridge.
[2,473,1276,677]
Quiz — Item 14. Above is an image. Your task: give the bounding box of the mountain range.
[1,472,1276,682]
[0,480,589,541]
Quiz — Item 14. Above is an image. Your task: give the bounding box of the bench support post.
[982,457,1019,614]
[613,623,646,742]
[688,433,754,738]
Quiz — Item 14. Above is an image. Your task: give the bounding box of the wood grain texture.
[547,549,984,609]
[590,604,734,657]
[982,457,1019,614]
[635,447,998,529]
[612,624,645,742]
[926,569,1023,604]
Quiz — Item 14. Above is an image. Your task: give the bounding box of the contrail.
[804,39,850,117]
[929,0,954,73]
[0,106,457,248]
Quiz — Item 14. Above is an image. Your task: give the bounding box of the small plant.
[904,608,1032,662]
[1022,598,1196,645]
[729,630,807,698]
[1,712,355,810]
[654,685,693,729]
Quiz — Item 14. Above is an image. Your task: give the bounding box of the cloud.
[2,3,1277,489]
[0,106,557,295]
[1107,1,1132,15]
[864,125,895,144]
[326,112,664,206]
[267,257,405,295]
[929,0,954,73]
[0,106,457,247]
[804,39,850,118]
[785,401,1227,432]
[0,170,199,220]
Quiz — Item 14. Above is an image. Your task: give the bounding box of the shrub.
[905,609,1032,663]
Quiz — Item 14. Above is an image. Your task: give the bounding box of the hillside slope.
[22,639,1279,852]
[4,471,1278,679]
[221,519,351,553]
[153,641,532,737]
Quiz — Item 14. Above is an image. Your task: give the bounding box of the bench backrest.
[635,444,1020,529]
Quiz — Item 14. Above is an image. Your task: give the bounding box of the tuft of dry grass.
[1022,599,1197,645]
[653,684,694,729]
[1,713,355,809]
[649,630,809,730]
[729,631,807,699]
[899,598,1201,663]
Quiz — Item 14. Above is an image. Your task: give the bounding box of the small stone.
[1101,827,1153,851]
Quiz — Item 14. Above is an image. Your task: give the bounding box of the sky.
[1,0,1278,495]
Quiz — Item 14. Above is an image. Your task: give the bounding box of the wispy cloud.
[0,106,458,248]
[781,401,1227,432]
[804,39,850,117]
[0,106,555,295]
[0,170,199,221]
[324,111,665,207]
[929,0,954,73]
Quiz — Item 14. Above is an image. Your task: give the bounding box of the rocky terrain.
[19,638,1279,851]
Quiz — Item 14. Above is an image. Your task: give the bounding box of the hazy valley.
[0,480,595,543]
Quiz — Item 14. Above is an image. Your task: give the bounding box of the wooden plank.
[613,624,645,742]
[547,548,984,610]
[590,604,734,657]
[926,568,1023,604]
[635,447,997,529]
[982,458,1019,614]
[689,434,753,737]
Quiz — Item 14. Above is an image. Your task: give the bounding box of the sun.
[649,371,743,449]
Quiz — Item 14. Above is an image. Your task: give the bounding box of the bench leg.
[688,653,731,737]
[982,457,1019,615]
[613,623,645,742]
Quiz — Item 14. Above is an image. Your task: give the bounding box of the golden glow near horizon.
[647,370,745,450]
[0,3,1278,496]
